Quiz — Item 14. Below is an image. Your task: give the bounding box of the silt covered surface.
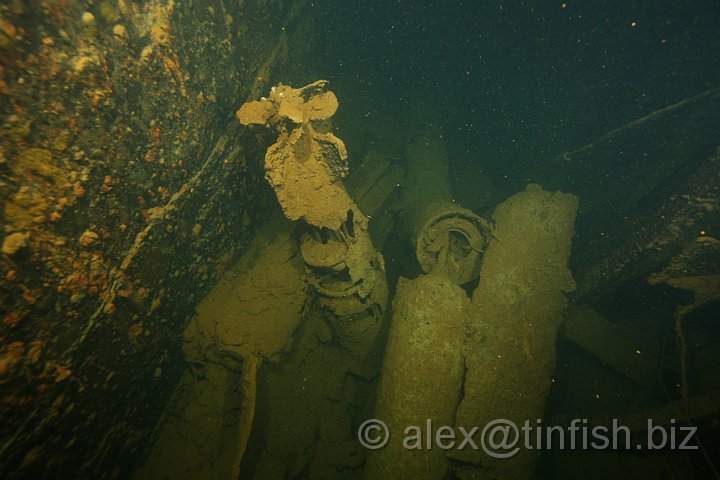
[0,0,306,476]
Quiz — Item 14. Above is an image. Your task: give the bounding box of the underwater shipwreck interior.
[1,0,720,479]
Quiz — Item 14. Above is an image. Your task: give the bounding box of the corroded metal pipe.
[363,273,469,479]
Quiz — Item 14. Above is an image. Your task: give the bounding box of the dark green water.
[304,0,720,280]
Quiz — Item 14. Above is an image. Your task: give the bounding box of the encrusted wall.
[0,0,309,477]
